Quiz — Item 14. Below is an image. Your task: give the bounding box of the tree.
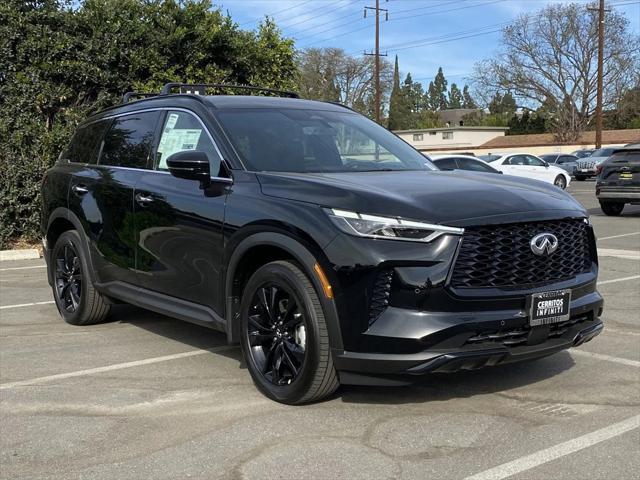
[433,67,448,110]
[488,92,517,115]
[388,56,411,130]
[472,3,639,141]
[0,0,297,248]
[296,48,392,119]
[462,85,477,109]
[402,73,426,113]
[448,83,463,109]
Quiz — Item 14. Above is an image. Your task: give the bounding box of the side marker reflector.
[313,263,334,299]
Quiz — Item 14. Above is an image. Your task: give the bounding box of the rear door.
[133,109,229,314]
[77,111,162,286]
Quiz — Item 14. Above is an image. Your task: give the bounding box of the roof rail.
[122,92,158,104]
[160,82,300,98]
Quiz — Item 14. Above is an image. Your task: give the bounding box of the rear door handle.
[71,184,89,195]
[135,193,154,206]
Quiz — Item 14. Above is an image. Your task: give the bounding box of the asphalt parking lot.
[1,180,639,480]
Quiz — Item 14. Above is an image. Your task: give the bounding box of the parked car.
[596,144,640,215]
[575,146,623,181]
[41,83,603,404]
[484,153,572,189]
[571,149,595,159]
[539,153,579,176]
[430,154,502,173]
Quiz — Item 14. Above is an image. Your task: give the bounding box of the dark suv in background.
[596,144,640,215]
[41,83,604,404]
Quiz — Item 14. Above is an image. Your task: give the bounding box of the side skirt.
[95,281,227,335]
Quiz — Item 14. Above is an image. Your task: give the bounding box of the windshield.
[215,108,436,173]
[591,148,614,157]
[540,155,556,161]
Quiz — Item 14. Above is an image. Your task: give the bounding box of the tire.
[554,175,567,189]
[600,202,625,216]
[239,260,339,404]
[51,230,111,325]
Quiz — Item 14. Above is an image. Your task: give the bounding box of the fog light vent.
[368,269,393,326]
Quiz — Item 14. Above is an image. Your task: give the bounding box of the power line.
[238,0,315,26]
[363,0,388,124]
[281,0,359,30]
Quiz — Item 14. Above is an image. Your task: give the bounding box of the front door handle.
[135,193,154,206]
[71,184,89,195]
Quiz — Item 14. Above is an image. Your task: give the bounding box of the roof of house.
[479,129,640,149]
[394,126,509,134]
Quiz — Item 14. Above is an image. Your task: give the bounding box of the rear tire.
[51,230,111,325]
[554,175,567,189]
[600,202,625,216]
[240,260,339,404]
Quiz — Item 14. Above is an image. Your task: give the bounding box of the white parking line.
[464,414,640,480]
[598,249,640,260]
[0,265,46,272]
[0,301,55,310]
[598,275,640,285]
[571,349,640,368]
[0,346,238,390]
[599,232,640,241]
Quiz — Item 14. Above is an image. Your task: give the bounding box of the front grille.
[368,269,393,326]
[577,160,596,170]
[451,219,591,288]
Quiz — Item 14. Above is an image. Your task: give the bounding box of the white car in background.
[481,152,572,189]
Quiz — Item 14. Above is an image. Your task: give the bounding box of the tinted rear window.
[99,112,160,169]
[64,120,110,164]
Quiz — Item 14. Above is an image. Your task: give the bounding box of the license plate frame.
[528,289,571,326]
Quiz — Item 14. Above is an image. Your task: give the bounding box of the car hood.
[257,170,586,227]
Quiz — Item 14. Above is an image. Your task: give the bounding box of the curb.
[0,249,41,261]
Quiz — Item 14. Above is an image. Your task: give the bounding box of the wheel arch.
[224,228,343,350]
[45,208,96,285]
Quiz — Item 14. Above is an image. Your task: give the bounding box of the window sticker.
[165,113,179,130]
[158,129,202,169]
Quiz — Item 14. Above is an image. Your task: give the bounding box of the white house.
[394,127,508,151]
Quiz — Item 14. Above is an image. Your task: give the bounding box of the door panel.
[81,111,161,285]
[134,110,228,314]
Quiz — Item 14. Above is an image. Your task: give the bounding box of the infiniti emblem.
[530,233,559,256]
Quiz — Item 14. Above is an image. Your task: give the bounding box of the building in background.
[394,126,508,152]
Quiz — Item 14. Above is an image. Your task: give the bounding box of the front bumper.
[334,290,603,386]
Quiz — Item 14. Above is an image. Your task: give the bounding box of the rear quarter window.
[63,120,110,164]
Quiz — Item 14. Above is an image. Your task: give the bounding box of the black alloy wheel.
[246,283,307,386]
[55,243,82,313]
[51,230,111,325]
[240,260,339,404]
[600,201,625,216]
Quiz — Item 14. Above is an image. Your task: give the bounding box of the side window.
[457,157,493,172]
[435,158,458,170]
[64,120,110,164]
[99,112,160,169]
[156,111,221,175]
[507,155,526,166]
[558,156,575,164]
[526,155,545,166]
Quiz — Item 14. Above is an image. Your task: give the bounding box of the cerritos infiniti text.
[536,298,565,316]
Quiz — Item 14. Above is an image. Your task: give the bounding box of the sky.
[215,0,640,89]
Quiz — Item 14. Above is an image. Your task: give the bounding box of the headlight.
[324,208,463,242]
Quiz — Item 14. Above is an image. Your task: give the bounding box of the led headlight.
[324,208,463,242]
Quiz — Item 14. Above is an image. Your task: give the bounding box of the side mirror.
[542,161,549,168]
[166,150,211,188]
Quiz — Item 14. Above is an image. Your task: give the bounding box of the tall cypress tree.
[387,55,410,130]
[462,85,476,109]
[448,83,462,109]
[433,67,448,110]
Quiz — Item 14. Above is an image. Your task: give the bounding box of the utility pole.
[364,1,388,124]
[589,0,608,148]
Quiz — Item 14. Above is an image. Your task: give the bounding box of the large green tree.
[0,0,297,248]
[448,83,463,109]
[387,55,412,130]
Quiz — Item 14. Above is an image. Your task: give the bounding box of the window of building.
[442,131,454,140]
[413,133,424,142]
[429,131,437,136]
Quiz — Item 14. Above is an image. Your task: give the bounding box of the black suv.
[41,84,604,404]
[596,144,640,216]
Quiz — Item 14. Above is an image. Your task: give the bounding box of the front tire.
[554,175,567,189]
[51,230,111,325]
[240,260,339,404]
[600,202,625,216]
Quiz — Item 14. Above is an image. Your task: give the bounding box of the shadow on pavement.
[339,352,575,405]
